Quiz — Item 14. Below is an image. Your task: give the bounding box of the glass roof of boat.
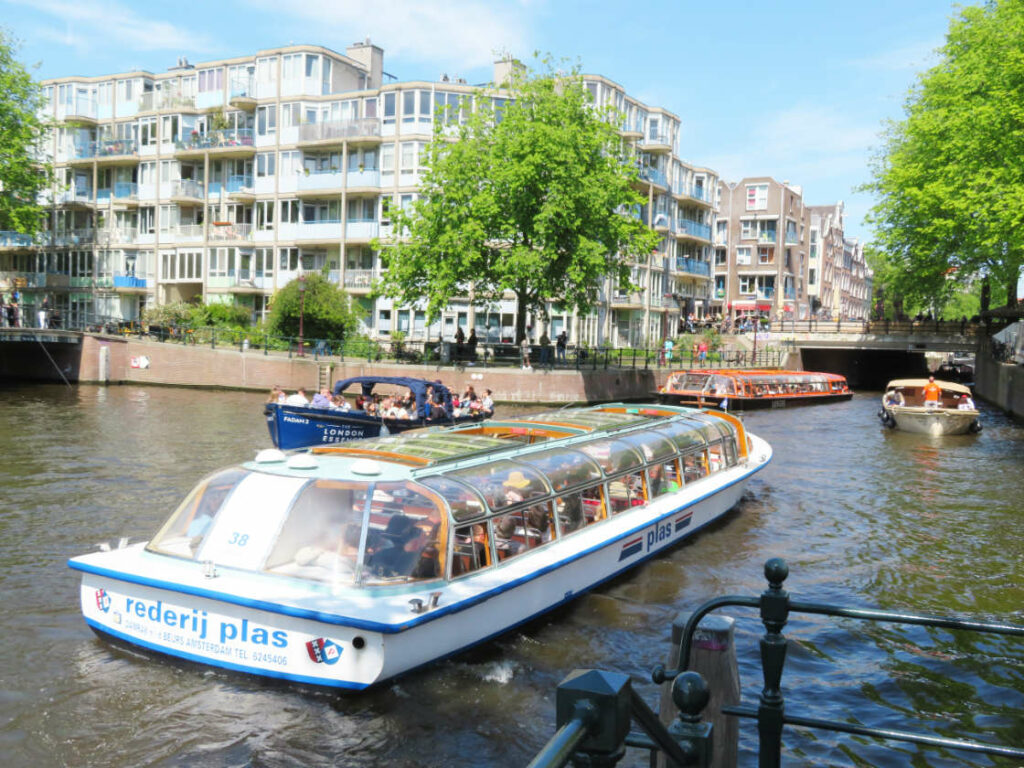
[344,432,510,462]
[514,411,648,429]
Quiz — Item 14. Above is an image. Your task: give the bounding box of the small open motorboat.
[878,378,981,435]
[265,376,491,450]
[658,368,852,410]
[69,404,771,690]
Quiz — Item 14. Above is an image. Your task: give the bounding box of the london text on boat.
[878,378,981,435]
[68,404,771,689]
[658,368,852,410]
[265,376,492,450]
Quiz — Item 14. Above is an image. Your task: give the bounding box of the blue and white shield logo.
[306,637,343,665]
[94,588,111,613]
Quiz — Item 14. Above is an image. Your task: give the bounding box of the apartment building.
[807,202,844,318]
[712,178,810,320]
[0,42,717,347]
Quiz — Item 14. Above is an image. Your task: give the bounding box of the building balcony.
[676,219,711,241]
[637,166,668,188]
[71,138,139,164]
[784,233,799,245]
[639,132,672,152]
[757,232,777,244]
[96,227,137,246]
[297,169,345,194]
[222,271,273,292]
[58,97,98,123]
[208,222,253,242]
[57,188,93,206]
[343,268,376,289]
[51,229,95,247]
[0,231,35,248]
[171,180,205,202]
[138,90,199,113]
[619,119,643,138]
[675,257,711,277]
[113,182,138,202]
[174,129,255,157]
[298,118,381,145]
[113,273,149,291]
[297,220,342,241]
[229,78,257,110]
[345,220,379,240]
[173,224,205,242]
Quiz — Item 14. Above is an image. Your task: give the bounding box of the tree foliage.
[0,29,50,233]
[863,0,1024,311]
[374,57,660,342]
[268,272,362,340]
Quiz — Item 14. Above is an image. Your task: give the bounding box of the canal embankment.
[76,334,664,404]
[974,338,1024,418]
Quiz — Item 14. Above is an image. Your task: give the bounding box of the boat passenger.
[330,395,350,411]
[481,388,494,415]
[923,376,942,409]
[884,389,905,408]
[957,394,976,410]
[285,388,310,406]
[267,385,285,403]
[310,388,332,408]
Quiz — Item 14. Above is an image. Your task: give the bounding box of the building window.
[279,247,299,271]
[279,199,300,224]
[256,152,276,177]
[746,183,768,211]
[383,92,396,125]
[739,275,755,294]
[736,247,751,265]
[198,68,223,93]
[257,105,276,136]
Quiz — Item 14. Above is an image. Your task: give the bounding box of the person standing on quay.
[38,297,49,329]
[556,330,567,365]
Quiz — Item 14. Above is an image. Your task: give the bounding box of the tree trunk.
[980,279,991,313]
[515,291,529,343]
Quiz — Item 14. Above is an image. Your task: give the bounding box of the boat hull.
[71,435,771,689]
[883,406,980,435]
[265,404,487,450]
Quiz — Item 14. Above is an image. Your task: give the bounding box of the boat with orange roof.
[658,368,852,410]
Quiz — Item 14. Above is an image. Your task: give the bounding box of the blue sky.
[2,0,973,242]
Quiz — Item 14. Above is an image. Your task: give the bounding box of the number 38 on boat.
[68,404,771,690]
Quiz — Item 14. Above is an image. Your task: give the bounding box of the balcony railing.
[172,180,204,199]
[758,232,777,244]
[96,227,138,246]
[59,97,97,120]
[297,169,345,191]
[97,188,111,202]
[174,129,255,151]
[113,273,148,288]
[343,268,376,288]
[0,231,34,247]
[139,90,197,112]
[83,138,139,158]
[637,166,668,188]
[640,131,671,147]
[113,182,138,200]
[226,174,254,193]
[58,188,93,205]
[51,229,95,246]
[785,231,799,245]
[677,218,712,240]
[676,257,711,277]
[208,222,253,241]
[298,118,381,143]
[230,77,256,99]
[173,224,204,240]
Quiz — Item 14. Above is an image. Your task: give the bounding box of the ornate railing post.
[667,671,714,767]
[758,558,790,768]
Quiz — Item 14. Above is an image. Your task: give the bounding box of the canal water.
[1,385,1021,767]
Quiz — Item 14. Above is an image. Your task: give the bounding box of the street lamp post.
[298,274,306,357]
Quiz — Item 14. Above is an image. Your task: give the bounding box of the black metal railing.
[653,558,1024,767]
[531,558,1023,766]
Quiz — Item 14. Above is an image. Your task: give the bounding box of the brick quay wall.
[77,335,665,404]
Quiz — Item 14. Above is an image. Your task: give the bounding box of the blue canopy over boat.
[332,376,453,419]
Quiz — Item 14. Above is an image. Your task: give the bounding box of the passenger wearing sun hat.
[502,470,531,504]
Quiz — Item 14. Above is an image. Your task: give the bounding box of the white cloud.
[241,0,533,72]
[6,0,216,55]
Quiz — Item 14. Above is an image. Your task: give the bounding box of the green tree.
[863,0,1024,312]
[374,57,660,343]
[268,273,362,341]
[0,29,49,233]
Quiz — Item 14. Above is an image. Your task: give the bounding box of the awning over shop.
[731,300,772,311]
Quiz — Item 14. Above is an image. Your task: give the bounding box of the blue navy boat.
[265,376,491,450]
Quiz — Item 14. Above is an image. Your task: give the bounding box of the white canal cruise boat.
[69,404,771,690]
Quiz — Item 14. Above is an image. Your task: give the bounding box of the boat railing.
[530,557,1024,767]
